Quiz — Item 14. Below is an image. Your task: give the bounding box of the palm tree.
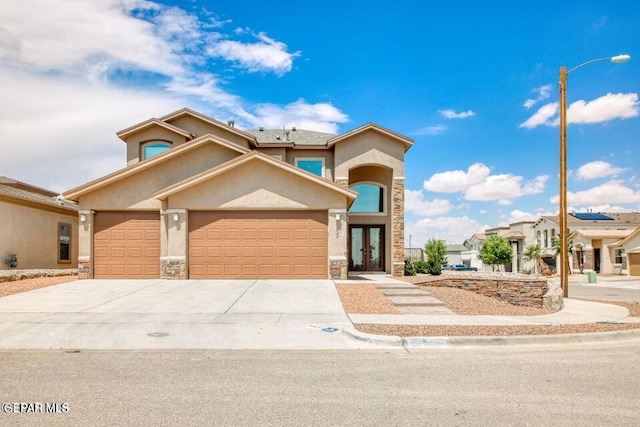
[522,243,551,275]
[551,233,574,274]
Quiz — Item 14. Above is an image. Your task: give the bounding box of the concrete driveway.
[0,279,377,350]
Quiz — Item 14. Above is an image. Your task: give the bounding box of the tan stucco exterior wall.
[79,143,243,210]
[166,160,347,212]
[334,130,405,178]
[126,127,190,165]
[0,201,78,270]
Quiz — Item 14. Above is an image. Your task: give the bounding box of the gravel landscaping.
[334,277,640,337]
[0,275,77,297]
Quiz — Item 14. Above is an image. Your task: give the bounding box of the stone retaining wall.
[0,269,78,283]
[422,272,564,310]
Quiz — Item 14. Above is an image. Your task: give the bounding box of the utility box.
[587,271,597,283]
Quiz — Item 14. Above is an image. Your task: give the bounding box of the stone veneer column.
[392,178,405,277]
[160,209,188,279]
[77,209,94,279]
[331,178,350,280]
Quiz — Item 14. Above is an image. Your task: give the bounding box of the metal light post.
[558,54,630,298]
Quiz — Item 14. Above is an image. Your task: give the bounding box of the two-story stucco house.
[64,108,412,280]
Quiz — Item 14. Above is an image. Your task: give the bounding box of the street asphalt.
[0,275,638,350]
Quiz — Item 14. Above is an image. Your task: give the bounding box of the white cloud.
[439,109,475,119]
[206,31,301,76]
[414,125,447,135]
[576,161,627,180]
[519,102,558,128]
[551,180,640,206]
[249,99,349,133]
[406,216,488,246]
[568,92,639,124]
[523,84,552,109]
[508,209,551,223]
[423,163,490,193]
[405,190,453,216]
[423,163,548,202]
[0,0,185,77]
[520,93,639,128]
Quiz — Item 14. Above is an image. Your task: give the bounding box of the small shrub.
[426,259,442,275]
[404,259,416,276]
[414,260,429,274]
[4,254,17,268]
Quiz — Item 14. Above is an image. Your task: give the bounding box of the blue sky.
[1,0,639,245]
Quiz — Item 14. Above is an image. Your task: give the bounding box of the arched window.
[141,141,172,160]
[349,183,384,213]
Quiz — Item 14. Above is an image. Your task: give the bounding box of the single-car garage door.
[629,253,640,276]
[94,212,160,279]
[189,211,327,279]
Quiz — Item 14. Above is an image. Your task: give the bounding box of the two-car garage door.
[93,210,328,279]
[188,211,327,279]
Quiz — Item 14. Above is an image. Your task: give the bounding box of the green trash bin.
[587,271,597,283]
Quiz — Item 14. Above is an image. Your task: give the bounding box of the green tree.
[424,239,448,275]
[551,233,573,274]
[479,235,513,271]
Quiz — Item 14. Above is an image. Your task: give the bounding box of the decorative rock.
[0,269,78,283]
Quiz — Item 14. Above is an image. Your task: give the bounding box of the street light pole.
[558,54,630,298]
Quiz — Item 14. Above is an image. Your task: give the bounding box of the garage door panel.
[94,212,160,279]
[189,210,327,279]
[630,253,640,276]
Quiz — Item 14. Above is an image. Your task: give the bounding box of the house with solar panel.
[531,212,640,276]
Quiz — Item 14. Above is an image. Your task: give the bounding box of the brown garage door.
[189,211,327,279]
[629,253,640,276]
[94,212,160,279]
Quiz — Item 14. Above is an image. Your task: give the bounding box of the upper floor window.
[349,183,384,213]
[142,141,172,160]
[58,223,71,263]
[543,230,548,248]
[295,158,324,177]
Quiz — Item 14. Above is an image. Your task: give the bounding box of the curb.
[343,326,640,348]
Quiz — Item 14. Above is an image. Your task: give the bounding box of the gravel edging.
[0,275,78,297]
[0,269,78,283]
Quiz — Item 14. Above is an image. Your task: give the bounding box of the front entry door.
[349,225,384,271]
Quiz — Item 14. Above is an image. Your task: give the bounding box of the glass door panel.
[349,225,384,272]
[350,227,364,270]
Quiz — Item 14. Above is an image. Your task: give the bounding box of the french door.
[349,225,384,272]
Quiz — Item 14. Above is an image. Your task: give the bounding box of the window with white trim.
[295,158,324,177]
[615,248,625,264]
[142,141,172,160]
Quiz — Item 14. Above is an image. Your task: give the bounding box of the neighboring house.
[609,227,640,276]
[532,212,640,274]
[0,177,78,270]
[481,222,535,273]
[445,244,468,266]
[63,108,412,280]
[571,229,634,275]
[462,233,485,271]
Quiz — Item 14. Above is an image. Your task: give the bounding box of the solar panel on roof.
[570,213,613,221]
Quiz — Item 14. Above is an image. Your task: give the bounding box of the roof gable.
[64,134,249,200]
[160,108,258,146]
[327,123,413,151]
[116,118,193,141]
[154,151,357,202]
